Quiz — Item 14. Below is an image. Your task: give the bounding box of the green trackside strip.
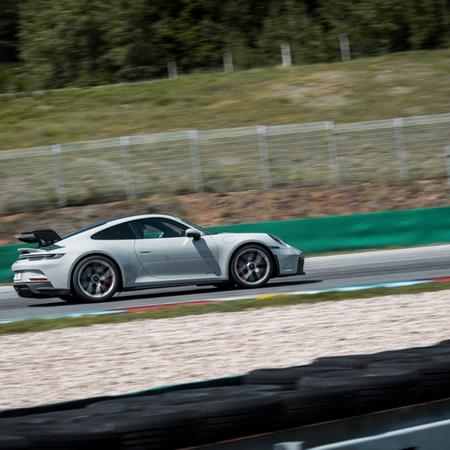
[0,243,33,283]
[2,206,450,282]
[208,206,450,254]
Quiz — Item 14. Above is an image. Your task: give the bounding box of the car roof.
[62,214,186,240]
[108,214,182,225]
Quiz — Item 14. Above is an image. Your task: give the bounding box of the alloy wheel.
[77,259,116,299]
[233,247,271,286]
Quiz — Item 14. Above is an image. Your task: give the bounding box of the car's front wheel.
[71,255,120,302]
[230,245,273,288]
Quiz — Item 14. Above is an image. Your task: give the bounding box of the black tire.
[369,356,450,401]
[69,408,196,450]
[313,354,380,369]
[298,367,421,413]
[71,255,120,302]
[299,367,418,390]
[245,365,354,389]
[154,386,283,444]
[437,339,450,347]
[280,387,354,426]
[0,414,119,450]
[312,350,414,369]
[0,434,28,449]
[229,244,273,288]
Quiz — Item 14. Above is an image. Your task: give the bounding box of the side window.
[161,219,189,237]
[130,218,188,239]
[91,223,135,240]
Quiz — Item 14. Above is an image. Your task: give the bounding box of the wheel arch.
[227,242,278,279]
[67,251,124,291]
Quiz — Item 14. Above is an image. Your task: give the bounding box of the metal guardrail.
[0,112,449,213]
[204,398,450,450]
[301,417,450,449]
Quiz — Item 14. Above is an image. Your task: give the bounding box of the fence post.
[256,125,272,189]
[223,52,234,73]
[445,146,450,190]
[50,144,67,208]
[167,61,178,79]
[325,121,341,185]
[188,130,204,192]
[393,118,409,180]
[281,43,292,67]
[339,33,351,62]
[120,136,136,200]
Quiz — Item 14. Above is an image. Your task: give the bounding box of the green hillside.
[1,49,449,150]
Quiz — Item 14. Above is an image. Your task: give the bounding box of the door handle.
[139,250,153,254]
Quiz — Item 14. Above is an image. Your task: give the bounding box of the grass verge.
[1,49,450,150]
[1,281,450,335]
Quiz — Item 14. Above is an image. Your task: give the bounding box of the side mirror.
[185,228,201,241]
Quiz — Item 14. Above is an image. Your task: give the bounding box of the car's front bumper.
[272,247,305,277]
[14,282,70,299]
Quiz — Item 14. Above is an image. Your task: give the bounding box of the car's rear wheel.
[71,255,119,302]
[230,245,273,288]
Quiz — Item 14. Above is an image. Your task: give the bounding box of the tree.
[318,0,412,57]
[0,0,23,62]
[14,0,450,90]
[20,0,111,88]
[407,0,450,49]
[258,0,328,66]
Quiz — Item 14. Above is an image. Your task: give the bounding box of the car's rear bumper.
[14,282,70,299]
[12,255,73,290]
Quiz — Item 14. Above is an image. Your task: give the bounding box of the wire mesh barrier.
[0,112,449,214]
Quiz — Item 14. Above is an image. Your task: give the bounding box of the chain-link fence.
[1,112,450,214]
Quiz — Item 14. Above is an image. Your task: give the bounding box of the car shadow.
[30,278,323,307]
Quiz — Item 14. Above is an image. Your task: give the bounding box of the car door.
[131,217,220,282]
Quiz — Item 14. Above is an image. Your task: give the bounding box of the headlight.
[18,253,65,261]
[269,234,287,246]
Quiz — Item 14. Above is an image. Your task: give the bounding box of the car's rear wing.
[16,229,61,247]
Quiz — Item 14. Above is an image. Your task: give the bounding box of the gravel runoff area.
[2,290,450,410]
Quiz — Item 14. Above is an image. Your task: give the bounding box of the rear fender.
[67,251,127,290]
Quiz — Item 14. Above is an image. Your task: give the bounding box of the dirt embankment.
[1,179,449,244]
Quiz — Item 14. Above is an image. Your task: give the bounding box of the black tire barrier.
[313,354,381,369]
[3,341,450,448]
[0,418,120,450]
[278,387,355,426]
[244,365,354,388]
[0,434,28,449]
[369,355,450,401]
[298,367,422,414]
[436,339,450,348]
[86,386,284,446]
[153,386,285,444]
[312,345,450,369]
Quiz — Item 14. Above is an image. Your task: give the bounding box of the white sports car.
[12,214,305,302]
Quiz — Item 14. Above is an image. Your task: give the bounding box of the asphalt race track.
[1,244,450,321]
